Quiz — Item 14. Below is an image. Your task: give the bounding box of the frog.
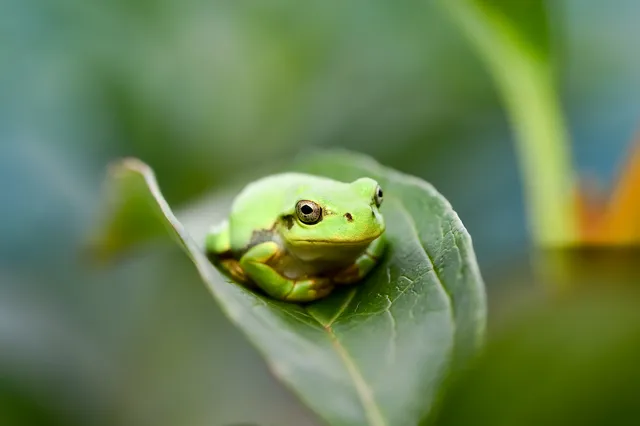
[205,172,386,302]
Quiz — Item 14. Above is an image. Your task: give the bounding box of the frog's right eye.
[374,185,383,207]
[296,200,322,224]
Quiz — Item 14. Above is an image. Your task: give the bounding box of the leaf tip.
[107,157,154,179]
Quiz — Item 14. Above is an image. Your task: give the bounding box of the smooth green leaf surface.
[99,151,486,426]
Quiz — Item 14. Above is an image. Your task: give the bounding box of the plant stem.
[439,0,577,246]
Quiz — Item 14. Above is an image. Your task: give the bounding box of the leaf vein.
[394,202,455,323]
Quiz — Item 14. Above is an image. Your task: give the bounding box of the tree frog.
[205,173,386,302]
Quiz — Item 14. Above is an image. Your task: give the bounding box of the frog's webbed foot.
[217,257,250,284]
[333,234,386,285]
[283,278,334,302]
[240,242,334,302]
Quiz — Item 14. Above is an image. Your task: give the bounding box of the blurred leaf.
[426,289,640,426]
[85,160,174,262]
[438,0,577,247]
[0,380,70,426]
[96,150,486,426]
[473,0,551,58]
[603,139,640,242]
[533,247,640,298]
[575,139,640,244]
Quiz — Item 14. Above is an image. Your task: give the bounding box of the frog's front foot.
[239,242,334,302]
[332,263,363,285]
[333,235,386,284]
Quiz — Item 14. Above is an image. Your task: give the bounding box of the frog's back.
[227,173,336,251]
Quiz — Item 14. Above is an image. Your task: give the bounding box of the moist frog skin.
[205,173,386,302]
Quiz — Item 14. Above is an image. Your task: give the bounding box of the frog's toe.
[218,258,249,284]
[309,284,334,301]
[333,249,381,284]
[283,278,334,302]
[332,264,362,285]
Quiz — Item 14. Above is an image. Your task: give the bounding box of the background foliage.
[2,0,640,425]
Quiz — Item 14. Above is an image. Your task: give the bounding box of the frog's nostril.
[344,212,353,222]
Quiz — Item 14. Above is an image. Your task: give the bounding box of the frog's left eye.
[374,185,383,207]
[296,200,322,224]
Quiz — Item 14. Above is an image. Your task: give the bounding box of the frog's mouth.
[288,231,382,247]
[286,234,381,263]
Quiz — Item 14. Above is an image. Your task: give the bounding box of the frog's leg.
[205,220,230,254]
[333,235,386,285]
[205,220,247,283]
[239,242,334,302]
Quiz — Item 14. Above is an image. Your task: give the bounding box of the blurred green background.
[2,1,640,425]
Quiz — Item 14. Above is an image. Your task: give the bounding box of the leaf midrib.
[307,308,387,426]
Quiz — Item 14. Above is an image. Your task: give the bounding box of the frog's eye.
[296,200,322,224]
[374,185,383,207]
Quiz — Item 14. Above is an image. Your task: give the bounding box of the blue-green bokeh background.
[2,1,639,425]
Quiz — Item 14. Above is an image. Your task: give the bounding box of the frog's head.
[279,177,386,262]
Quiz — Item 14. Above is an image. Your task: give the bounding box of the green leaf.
[96,150,486,426]
[437,0,577,246]
[472,0,551,59]
[426,289,640,426]
[85,160,174,262]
